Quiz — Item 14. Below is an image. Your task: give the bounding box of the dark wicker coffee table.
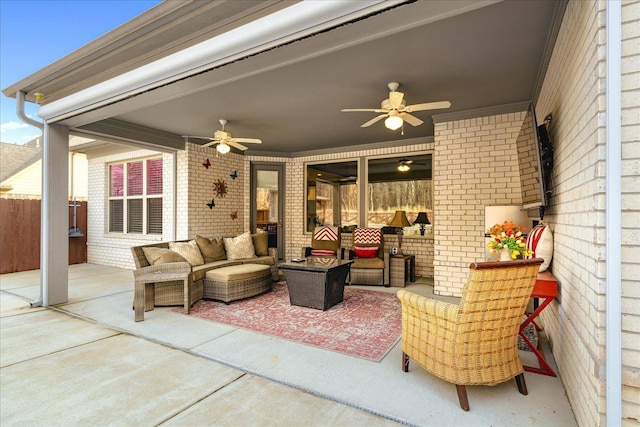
[278,259,353,310]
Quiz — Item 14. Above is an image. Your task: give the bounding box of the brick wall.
[184,143,245,238]
[432,112,526,296]
[534,0,640,424]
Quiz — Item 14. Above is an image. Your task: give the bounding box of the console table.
[390,254,416,287]
[519,270,558,376]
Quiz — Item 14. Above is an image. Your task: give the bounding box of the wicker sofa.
[130,233,279,309]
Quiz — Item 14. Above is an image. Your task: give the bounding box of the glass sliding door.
[251,163,284,260]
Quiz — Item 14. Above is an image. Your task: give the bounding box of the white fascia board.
[38,0,397,123]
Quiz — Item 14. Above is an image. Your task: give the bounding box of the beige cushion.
[195,235,226,262]
[251,230,269,256]
[241,256,274,266]
[224,231,256,260]
[168,240,204,266]
[206,263,271,281]
[142,247,187,265]
[351,257,384,269]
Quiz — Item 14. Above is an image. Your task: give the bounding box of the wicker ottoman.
[204,264,272,303]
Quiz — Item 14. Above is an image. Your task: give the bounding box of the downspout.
[16,90,44,308]
[605,1,622,424]
[16,91,45,308]
[16,91,43,130]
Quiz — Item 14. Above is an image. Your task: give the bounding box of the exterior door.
[250,162,284,260]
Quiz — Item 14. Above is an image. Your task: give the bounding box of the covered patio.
[1,0,637,424]
[1,263,576,426]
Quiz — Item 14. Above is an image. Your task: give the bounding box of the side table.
[133,265,192,322]
[390,254,416,287]
[519,270,558,376]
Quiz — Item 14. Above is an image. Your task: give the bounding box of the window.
[109,158,163,234]
[367,154,432,234]
[306,161,358,232]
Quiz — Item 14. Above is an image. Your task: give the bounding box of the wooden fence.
[0,199,87,274]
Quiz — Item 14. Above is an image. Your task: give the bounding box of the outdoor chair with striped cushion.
[303,226,343,260]
[397,258,544,411]
[348,228,389,286]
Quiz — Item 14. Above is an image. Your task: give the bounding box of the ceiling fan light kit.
[397,162,410,172]
[216,142,231,154]
[342,82,451,131]
[183,119,262,154]
[385,115,403,130]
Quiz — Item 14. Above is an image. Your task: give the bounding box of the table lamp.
[389,210,411,255]
[413,212,430,236]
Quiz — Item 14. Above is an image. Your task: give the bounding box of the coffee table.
[278,258,353,310]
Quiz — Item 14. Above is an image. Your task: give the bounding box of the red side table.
[519,271,558,376]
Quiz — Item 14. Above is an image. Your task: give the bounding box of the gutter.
[16,91,45,308]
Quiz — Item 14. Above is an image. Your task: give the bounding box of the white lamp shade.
[385,115,403,130]
[216,142,231,154]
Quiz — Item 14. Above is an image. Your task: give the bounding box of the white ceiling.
[5,0,563,156]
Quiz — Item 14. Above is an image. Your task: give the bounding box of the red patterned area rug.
[174,281,401,362]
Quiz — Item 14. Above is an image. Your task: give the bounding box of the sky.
[0,0,162,145]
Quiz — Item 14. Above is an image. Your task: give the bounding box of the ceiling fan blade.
[400,112,424,126]
[227,141,248,151]
[361,114,388,127]
[342,108,386,113]
[389,91,404,109]
[182,135,218,147]
[404,101,451,112]
[182,135,213,140]
[233,138,262,144]
[201,140,217,148]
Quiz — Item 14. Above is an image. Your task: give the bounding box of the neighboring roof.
[0,139,42,182]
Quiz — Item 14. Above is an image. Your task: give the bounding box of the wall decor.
[206,199,215,209]
[213,179,228,197]
[230,211,238,220]
[230,170,238,180]
[202,158,211,169]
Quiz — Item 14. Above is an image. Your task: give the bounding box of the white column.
[41,122,69,305]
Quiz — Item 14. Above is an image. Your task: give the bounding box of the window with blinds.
[109,158,163,234]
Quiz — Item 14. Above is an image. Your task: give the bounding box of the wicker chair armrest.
[268,247,278,260]
[133,262,192,279]
[397,289,460,324]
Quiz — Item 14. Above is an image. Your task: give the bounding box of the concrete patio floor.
[0,263,576,426]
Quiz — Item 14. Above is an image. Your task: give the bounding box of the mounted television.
[515,104,552,214]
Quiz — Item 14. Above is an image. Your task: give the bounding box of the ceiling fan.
[183,119,262,154]
[341,82,451,131]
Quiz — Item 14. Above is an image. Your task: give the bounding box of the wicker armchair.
[348,228,389,286]
[303,226,343,260]
[397,258,544,411]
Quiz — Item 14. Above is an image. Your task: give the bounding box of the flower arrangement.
[486,221,533,259]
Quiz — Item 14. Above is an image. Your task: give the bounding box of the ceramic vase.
[500,247,512,261]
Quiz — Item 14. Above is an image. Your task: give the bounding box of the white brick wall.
[433,112,526,296]
[534,0,640,424]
